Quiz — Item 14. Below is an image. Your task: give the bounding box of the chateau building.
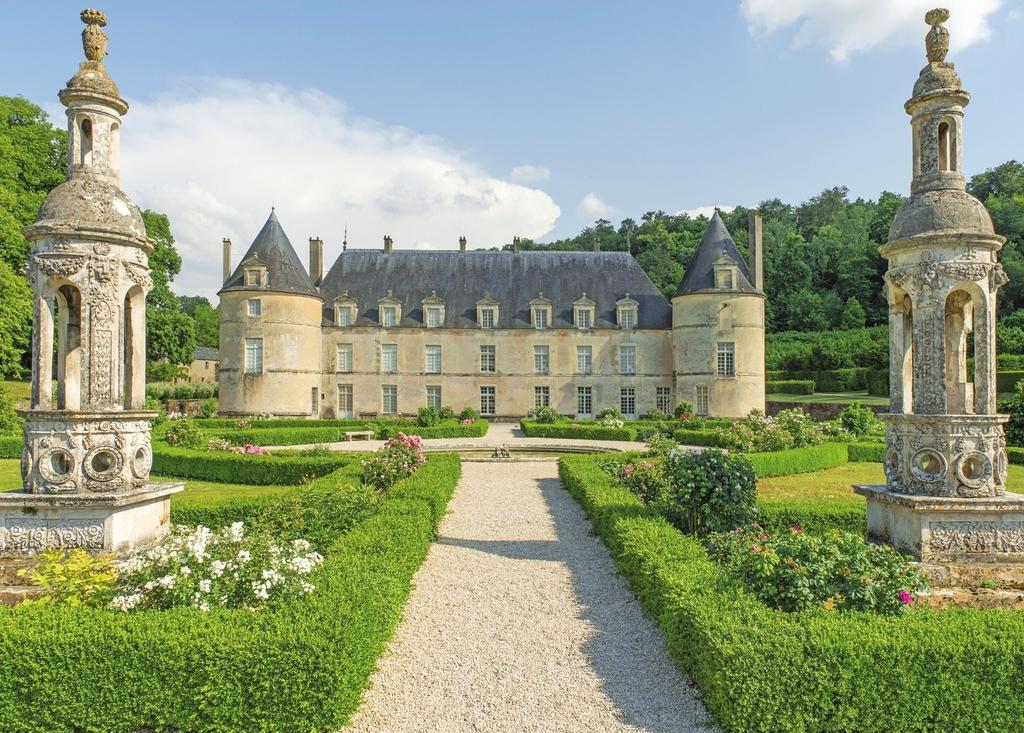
[217,210,766,419]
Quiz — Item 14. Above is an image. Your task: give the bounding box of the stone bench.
[344,430,375,441]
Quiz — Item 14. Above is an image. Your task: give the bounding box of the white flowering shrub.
[111,522,323,612]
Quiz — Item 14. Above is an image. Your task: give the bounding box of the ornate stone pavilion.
[855,9,1024,571]
[0,10,180,556]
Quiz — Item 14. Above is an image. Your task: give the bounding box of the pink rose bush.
[362,432,426,492]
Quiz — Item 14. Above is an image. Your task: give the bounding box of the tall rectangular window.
[695,385,709,416]
[311,387,319,415]
[382,385,398,414]
[480,345,496,373]
[619,345,636,375]
[426,385,442,409]
[534,386,550,408]
[716,342,735,377]
[336,307,353,326]
[577,345,592,375]
[247,298,262,316]
[533,307,549,329]
[480,308,496,328]
[244,338,263,374]
[618,308,636,329]
[620,387,636,419]
[381,344,398,373]
[577,386,592,418]
[381,306,398,327]
[425,307,442,328]
[336,343,353,373]
[425,345,442,374]
[534,345,549,374]
[575,308,592,329]
[480,386,496,415]
[656,387,672,414]
[337,384,353,418]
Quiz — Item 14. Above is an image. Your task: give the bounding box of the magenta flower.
[897,590,913,605]
[790,524,804,534]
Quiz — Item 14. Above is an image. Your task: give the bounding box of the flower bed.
[0,454,462,732]
[559,454,1024,733]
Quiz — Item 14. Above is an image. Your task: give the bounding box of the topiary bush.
[457,406,479,422]
[416,407,440,427]
[531,406,560,424]
[658,449,757,536]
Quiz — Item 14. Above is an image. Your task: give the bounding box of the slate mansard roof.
[674,210,760,297]
[319,249,673,329]
[219,211,321,298]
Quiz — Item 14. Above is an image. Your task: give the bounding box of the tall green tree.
[0,97,67,270]
[0,260,31,377]
[143,211,196,365]
[179,295,219,348]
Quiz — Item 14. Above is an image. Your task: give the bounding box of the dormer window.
[476,294,499,329]
[712,252,739,290]
[421,291,445,328]
[244,268,265,287]
[573,294,596,330]
[530,293,552,329]
[616,295,638,329]
[334,292,358,326]
[378,290,402,328]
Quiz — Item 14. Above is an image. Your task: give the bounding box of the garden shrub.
[1008,447,1024,465]
[997,369,1024,394]
[438,406,456,421]
[0,454,462,733]
[671,428,730,447]
[559,454,1024,733]
[847,442,885,463]
[617,459,667,504]
[361,433,425,492]
[756,497,866,536]
[836,401,881,437]
[407,420,489,439]
[17,549,116,608]
[416,407,440,427]
[707,524,926,614]
[199,398,218,418]
[866,368,889,397]
[458,407,479,422]
[519,420,636,441]
[163,419,206,449]
[152,443,357,485]
[657,450,757,536]
[0,435,21,459]
[746,442,849,478]
[674,401,696,420]
[765,379,815,395]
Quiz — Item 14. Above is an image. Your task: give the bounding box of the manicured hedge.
[866,368,889,397]
[559,455,1024,733]
[997,370,1024,394]
[765,379,815,395]
[407,420,489,439]
[205,427,352,447]
[848,442,885,462]
[0,454,461,733]
[757,497,866,535]
[1008,447,1024,466]
[672,428,729,447]
[0,436,20,459]
[745,442,849,478]
[771,368,869,392]
[152,444,359,485]
[519,420,637,441]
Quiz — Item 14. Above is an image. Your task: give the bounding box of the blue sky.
[5,1,1021,297]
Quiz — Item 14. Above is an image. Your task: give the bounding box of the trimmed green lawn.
[758,462,1024,507]
[0,459,20,491]
[766,390,889,406]
[1,381,30,407]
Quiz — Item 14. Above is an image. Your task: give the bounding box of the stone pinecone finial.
[925,8,950,63]
[80,8,108,62]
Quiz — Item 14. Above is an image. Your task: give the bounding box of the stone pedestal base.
[0,482,182,558]
[854,484,1024,563]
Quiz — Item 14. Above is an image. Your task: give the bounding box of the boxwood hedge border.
[0,454,462,732]
[559,455,1024,733]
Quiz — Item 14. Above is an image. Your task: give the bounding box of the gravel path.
[344,460,714,733]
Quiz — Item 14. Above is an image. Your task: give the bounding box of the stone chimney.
[592,234,600,252]
[309,237,324,285]
[222,238,232,283]
[747,212,763,291]
[512,236,520,253]
[459,235,467,253]
[384,235,393,254]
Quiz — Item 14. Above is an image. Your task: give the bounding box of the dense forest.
[1,92,1022,378]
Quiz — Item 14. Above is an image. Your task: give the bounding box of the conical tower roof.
[219,210,321,298]
[673,210,759,297]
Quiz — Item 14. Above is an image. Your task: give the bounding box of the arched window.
[937,120,955,172]
[55,284,83,410]
[944,287,988,415]
[80,118,93,166]
[124,286,146,408]
[110,121,120,172]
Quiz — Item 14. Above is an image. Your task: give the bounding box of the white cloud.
[679,205,734,219]
[509,164,551,183]
[576,192,617,221]
[118,80,560,299]
[741,0,1003,62]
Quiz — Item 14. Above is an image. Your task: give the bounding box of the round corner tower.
[880,8,1009,498]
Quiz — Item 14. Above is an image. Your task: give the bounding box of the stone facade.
[0,10,180,557]
[856,9,1024,567]
[218,211,766,419]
